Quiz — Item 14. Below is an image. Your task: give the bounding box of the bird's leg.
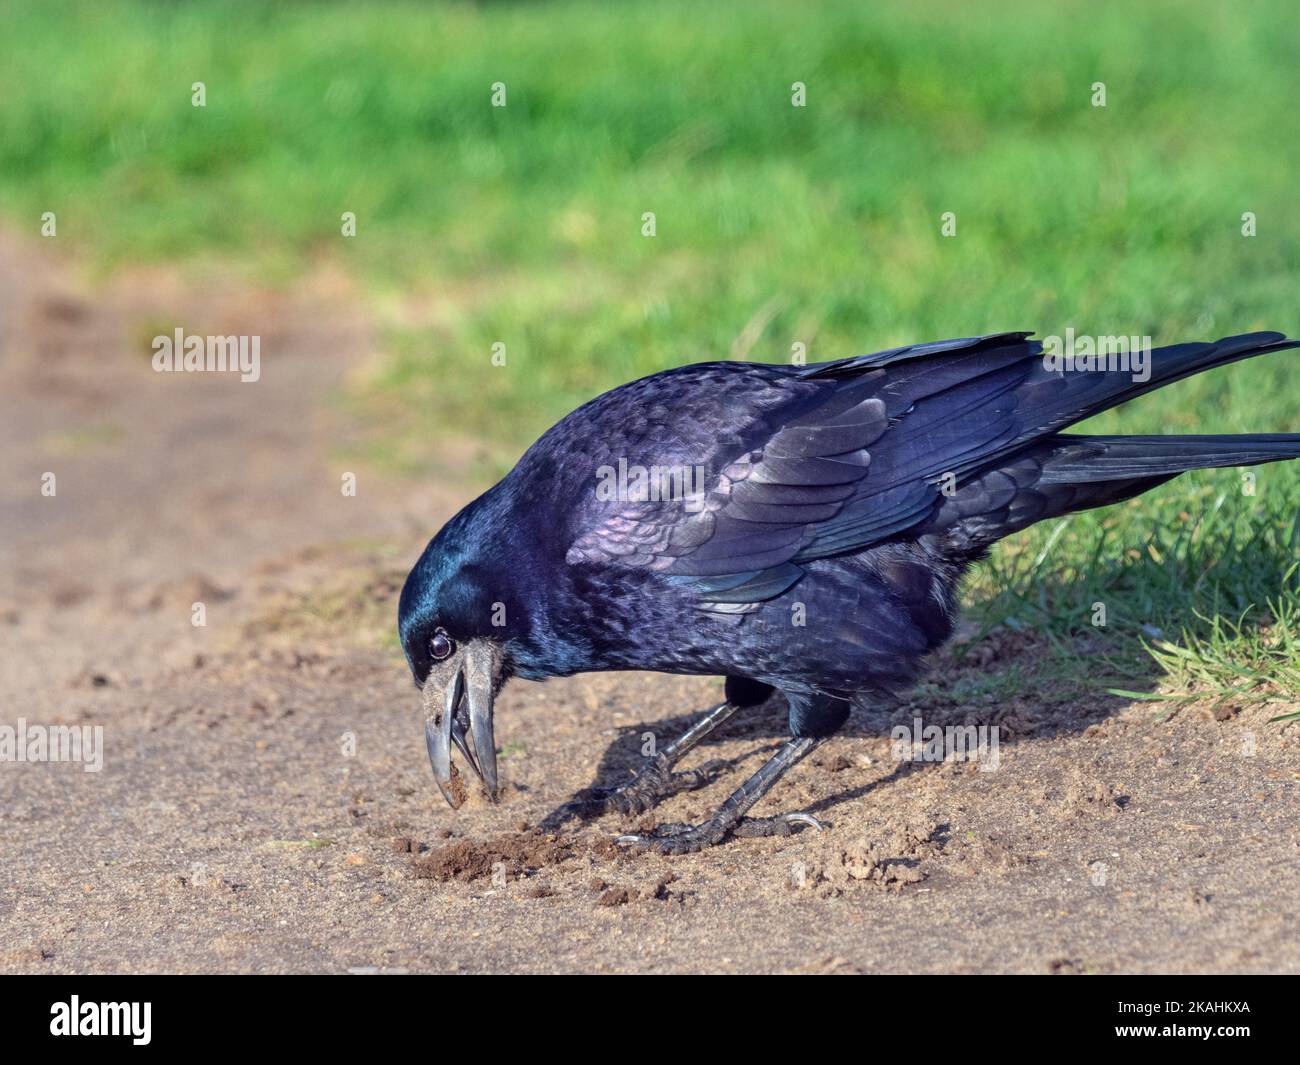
[618,736,826,854]
[568,700,744,817]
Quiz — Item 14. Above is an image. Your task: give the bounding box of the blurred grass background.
[3,0,1298,702]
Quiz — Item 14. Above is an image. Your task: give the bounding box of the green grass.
[1127,596,1300,715]
[4,0,1299,706]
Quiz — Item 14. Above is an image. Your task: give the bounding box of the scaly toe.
[731,811,828,839]
[615,818,729,853]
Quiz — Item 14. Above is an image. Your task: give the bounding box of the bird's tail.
[931,433,1300,551]
[1019,330,1300,432]
[1025,432,1300,528]
[1039,434,1300,485]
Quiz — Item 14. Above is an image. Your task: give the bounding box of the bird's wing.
[798,330,1033,378]
[565,332,1039,610]
[565,330,1295,611]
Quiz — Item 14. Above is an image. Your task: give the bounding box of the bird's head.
[398,505,510,809]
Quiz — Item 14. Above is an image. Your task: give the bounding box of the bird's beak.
[421,639,500,808]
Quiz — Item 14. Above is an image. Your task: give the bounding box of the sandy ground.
[2,233,1298,974]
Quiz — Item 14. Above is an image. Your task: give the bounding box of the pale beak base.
[421,640,501,808]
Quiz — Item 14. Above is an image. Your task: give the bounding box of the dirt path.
[2,234,1297,973]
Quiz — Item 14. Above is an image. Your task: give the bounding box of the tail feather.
[926,431,1300,552]
[1041,433,1300,483]
[1017,331,1300,432]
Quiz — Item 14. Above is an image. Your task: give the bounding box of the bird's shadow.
[537,696,947,832]
[538,603,1180,832]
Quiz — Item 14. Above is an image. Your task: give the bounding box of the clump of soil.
[1056,774,1128,820]
[409,831,620,884]
[445,765,469,810]
[596,874,677,906]
[947,831,1024,878]
[597,886,637,906]
[794,820,944,895]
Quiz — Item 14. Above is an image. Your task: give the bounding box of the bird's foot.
[617,810,826,854]
[615,816,730,854]
[732,811,828,839]
[560,755,726,820]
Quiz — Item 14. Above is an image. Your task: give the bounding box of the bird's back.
[466,331,1297,690]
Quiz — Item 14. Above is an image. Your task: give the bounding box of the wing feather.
[565,333,1046,610]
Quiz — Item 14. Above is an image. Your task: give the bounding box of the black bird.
[399,330,1300,852]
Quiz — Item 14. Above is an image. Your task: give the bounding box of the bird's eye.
[429,629,454,661]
